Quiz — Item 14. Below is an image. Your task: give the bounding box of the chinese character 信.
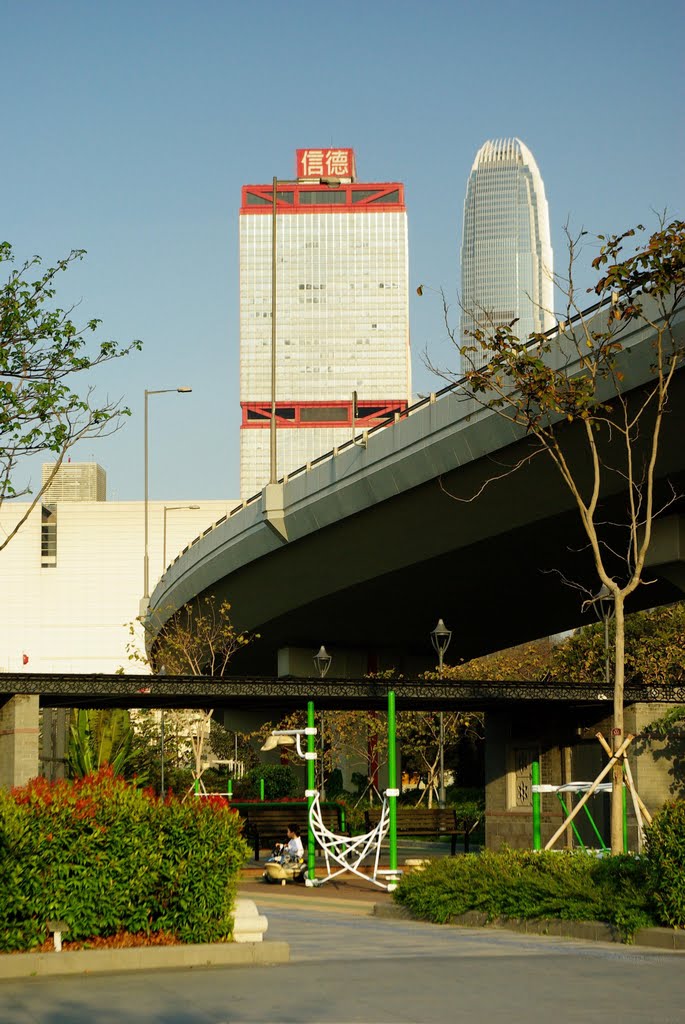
[301,149,324,177]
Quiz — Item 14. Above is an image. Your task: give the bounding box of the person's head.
[287,824,300,838]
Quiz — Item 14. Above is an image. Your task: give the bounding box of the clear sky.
[3,0,683,501]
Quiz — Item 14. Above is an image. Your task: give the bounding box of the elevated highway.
[149,297,685,675]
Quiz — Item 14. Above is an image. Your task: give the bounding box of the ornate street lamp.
[430,618,452,809]
[314,645,332,796]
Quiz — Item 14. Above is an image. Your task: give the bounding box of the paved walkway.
[2,885,683,1024]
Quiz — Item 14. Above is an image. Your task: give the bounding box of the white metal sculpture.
[305,790,400,892]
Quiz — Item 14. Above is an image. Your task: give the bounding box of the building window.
[299,190,347,205]
[506,746,538,809]
[41,506,57,568]
[300,406,348,423]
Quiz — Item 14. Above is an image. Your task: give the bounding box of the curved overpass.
[149,298,685,674]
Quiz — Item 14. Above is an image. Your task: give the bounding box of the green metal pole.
[227,777,233,799]
[531,761,541,850]
[556,793,586,851]
[387,690,398,880]
[306,701,316,882]
[581,801,608,853]
[259,777,265,802]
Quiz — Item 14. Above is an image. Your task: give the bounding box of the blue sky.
[3,0,683,501]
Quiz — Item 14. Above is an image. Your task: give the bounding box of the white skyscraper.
[460,138,554,368]
[239,148,411,499]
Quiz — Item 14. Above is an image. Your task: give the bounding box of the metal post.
[143,390,149,599]
[531,760,541,850]
[162,506,167,575]
[259,777,265,802]
[160,709,165,800]
[307,700,316,882]
[438,649,445,809]
[388,689,398,876]
[142,388,192,603]
[270,176,278,484]
[431,620,451,810]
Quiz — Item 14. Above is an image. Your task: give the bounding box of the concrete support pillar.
[0,695,40,789]
[40,708,70,782]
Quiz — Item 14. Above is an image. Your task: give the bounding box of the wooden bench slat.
[364,806,481,855]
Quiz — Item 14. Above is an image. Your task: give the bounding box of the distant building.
[239,148,411,499]
[41,461,106,503]
[460,138,554,369]
[0,465,234,674]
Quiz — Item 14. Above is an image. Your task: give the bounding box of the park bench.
[364,806,481,854]
[232,801,348,861]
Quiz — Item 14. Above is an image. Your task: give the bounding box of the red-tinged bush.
[0,768,250,952]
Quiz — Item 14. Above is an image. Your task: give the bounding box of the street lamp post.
[163,504,201,570]
[314,645,332,797]
[430,618,452,809]
[143,387,192,607]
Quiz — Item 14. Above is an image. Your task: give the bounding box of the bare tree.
[127,597,255,789]
[425,219,685,852]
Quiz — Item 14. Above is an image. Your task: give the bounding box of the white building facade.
[0,466,234,675]
[239,148,411,499]
[460,138,554,369]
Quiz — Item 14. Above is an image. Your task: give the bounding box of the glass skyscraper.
[460,138,553,369]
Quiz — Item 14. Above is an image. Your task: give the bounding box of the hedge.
[394,799,685,941]
[0,768,250,952]
[394,848,655,940]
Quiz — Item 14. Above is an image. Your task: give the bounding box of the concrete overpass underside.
[148,301,685,677]
[162,377,685,677]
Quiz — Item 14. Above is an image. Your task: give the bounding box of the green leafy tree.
[0,243,142,548]
[428,219,685,851]
[552,602,685,687]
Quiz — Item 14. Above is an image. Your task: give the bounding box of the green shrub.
[243,764,299,800]
[0,769,250,952]
[394,849,654,941]
[645,799,685,927]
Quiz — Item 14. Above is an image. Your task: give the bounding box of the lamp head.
[177,387,192,393]
[314,644,332,678]
[430,618,452,656]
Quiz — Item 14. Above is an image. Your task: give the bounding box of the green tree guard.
[307,701,316,882]
[531,760,541,850]
[388,689,398,876]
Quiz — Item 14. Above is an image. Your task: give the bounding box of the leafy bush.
[0,769,250,952]
[645,799,685,927]
[394,849,654,941]
[241,764,299,801]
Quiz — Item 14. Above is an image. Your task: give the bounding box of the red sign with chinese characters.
[296,148,356,180]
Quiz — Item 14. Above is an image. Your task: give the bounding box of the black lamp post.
[430,618,452,809]
[314,645,332,797]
